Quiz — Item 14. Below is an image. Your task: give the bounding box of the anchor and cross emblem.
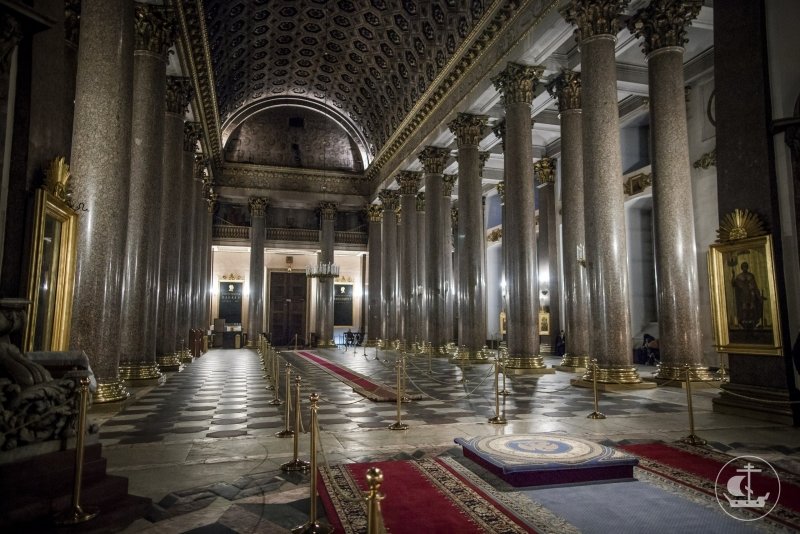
[723,462,770,508]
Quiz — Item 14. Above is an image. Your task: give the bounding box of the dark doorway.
[269,272,307,346]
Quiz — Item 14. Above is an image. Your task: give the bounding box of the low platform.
[455,434,638,487]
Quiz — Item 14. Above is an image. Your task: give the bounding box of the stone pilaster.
[534,157,560,356]
[69,0,135,402]
[547,70,590,370]
[563,0,642,383]
[416,193,428,347]
[397,171,421,350]
[378,189,399,346]
[366,204,383,346]
[491,63,551,373]
[246,197,267,348]
[317,201,337,347]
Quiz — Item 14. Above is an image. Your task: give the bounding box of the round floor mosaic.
[464,434,619,466]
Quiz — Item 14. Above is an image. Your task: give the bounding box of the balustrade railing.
[213,225,368,246]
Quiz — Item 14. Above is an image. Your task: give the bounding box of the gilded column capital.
[367,204,384,222]
[443,174,457,196]
[492,120,506,151]
[134,4,177,57]
[183,122,203,152]
[478,152,490,176]
[448,113,489,148]
[561,0,630,43]
[397,170,422,195]
[166,76,193,115]
[65,0,80,48]
[535,158,556,185]
[628,0,702,57]
[378,188,399,211]
[546,70,582,112]
[418,146,450,174]
[416,192,425,212]
[319,201,337,220]
[450,207,459,227]
[248,196,268,217]
[491,62,545,105]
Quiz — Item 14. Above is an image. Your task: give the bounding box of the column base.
[118,361,164,386]
[581,365,644,384]
[428,344,452,357]
[157,353,184,372]
[396,341,415,353]
[450,346,492,362]
[93,378,131,403]
[712,382,795,425]
[316,339,337,348]
[570,378,656,391]
[651,363,716,382]
[179,348,194,363]
[365,338,382,348]
[504,355,556,375]
[556,353,590,370]
[246,340,258,349]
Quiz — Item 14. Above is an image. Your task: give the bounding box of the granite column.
[378,190,398,347]
[366,204,383,346]
[443,174,457,346]
[247,197,267,348]
[177,123,201,361]
[317,201,337,347]
[416,193,428,347]
[535,157,560,353]
[398,171,421,350]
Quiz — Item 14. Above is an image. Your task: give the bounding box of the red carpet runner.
[319,458,535,533]
[294,351,403,401]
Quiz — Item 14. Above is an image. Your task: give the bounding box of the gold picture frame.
[538,311,550,336]
[708,234,782,355]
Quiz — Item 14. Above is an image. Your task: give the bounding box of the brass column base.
[428,344,452,357]
[93,378,130,403]
[157,353,184,372]
[450,347,492,362]
[316,339,337,348]
[364,338,382,348]
[118,362,164,385]
[581,365,643,384]
[559,354,590,369]
[504,356,556,375]
[179,348,194,363]
[281,459,310,472]
[653,363,716,382]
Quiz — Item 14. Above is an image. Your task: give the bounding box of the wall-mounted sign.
[334,283,353,326]
[219,281,243,324]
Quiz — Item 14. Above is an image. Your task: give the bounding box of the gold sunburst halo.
[716,209,767,243]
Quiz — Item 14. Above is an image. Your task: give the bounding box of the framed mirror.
[22,157,78,352]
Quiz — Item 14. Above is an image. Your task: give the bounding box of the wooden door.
[269,272,307,346]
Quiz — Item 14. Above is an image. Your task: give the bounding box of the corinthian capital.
[443,174,457,196]
[418,146,450,174]
[134,4,178,57]
[416,192,425,212]
[628,0,702,57]
[183,122,203,152]
[448,113,489,148]
[378,189,399,211]
[547,70,582,112]
[248,197,268,217]
[535,158,556,185]
[397,171,422,195]
[491,63,545,105]
[166,76,193,115]
[319,201,337,220]
[367,204,384,222]
[561,0,630,43]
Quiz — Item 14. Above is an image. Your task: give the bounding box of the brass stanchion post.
[291,393,333,534]
[680,364,707,446]
[489,357,507,424]
[277,363,294,437]
[401,351,410,403]
[55,377,98,525]
[388,359,408,430]
[587,359,606,419]
[282,376,311,472]
[499,348,509,396]
[365,467,385,534]
[270,352,284,405]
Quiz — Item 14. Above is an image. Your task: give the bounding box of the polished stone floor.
[90,347,800,533]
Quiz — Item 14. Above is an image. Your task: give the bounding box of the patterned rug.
[318,458,537,533]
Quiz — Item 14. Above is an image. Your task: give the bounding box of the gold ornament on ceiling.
[716,209,767,243]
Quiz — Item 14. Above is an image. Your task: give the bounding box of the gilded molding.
[623,172,652,196]
[418,146,451,175]
[492,119,506,150]
[248,196,268,217]
[448,113,489,148]
[65,0,80,48]
[0,13,22,71]
[183,122,203,153]
[693,148,716,169]
[478,152,490,175]
[416,192,425,212]
[561,0,630,43]
[378,189,399,211]
[443,174,458,196]
[534,158,556,185]
[496,181,505,203]
[491,62,545,105]
[134,4,177,57]
[628,0,702,57]
[546,70,582,112]
[319,201,337,220]
[397,171,422,195]
[716,209,767,243]
[44,157,72,205]
[367,204,384,222]
[166,76,193,115]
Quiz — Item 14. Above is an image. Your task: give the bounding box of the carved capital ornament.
[492,120,506,150]
[248,196,268,217]
[367,204,383,222]
[134,4,178,57]
[547,70,582,112]
[478,152,490,175]
[183,122,203,152]
[418,146,450,174]
[443,174,457,196]
[166,76,193,115]
[535,158,556,185]
[448,113,489,148]
[561,0,630,43]
[416,192,425,212]
[319,201,337,220]
[491,63,545,105]
[397,171,422,195]
[628,0,702,57]
[378,189,399,211]
[496,181,505,203]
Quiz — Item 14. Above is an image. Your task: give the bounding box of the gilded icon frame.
[708,235,782,355]
[538,311,550,336]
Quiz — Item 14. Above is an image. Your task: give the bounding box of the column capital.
[491,62,545,105]
[443,174,457,196]
[418,146,450,174]
[397,171,422,195]
[561,0,630,43]
[478,152,490,176]
[166,76,193,115]
[367,204,384,222]
[628,0,702,57]
[416,192,425,212]
[134,4,177,57]
[547,70,582,112]
[378,188,399,211]
[248,197,268,217]
[496,181,505,204]
[319,201,337,220]
[492,119,506,150]
[450,206,459,227]
[535,158,556,185]
[183,122,203,152]
[448,113,489,148]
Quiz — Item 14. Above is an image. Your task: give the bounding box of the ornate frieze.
[367,204,384,222]
[416,192,425,212]
[166,76,193,115]
[443,174,457,196]
[134,4,177,57]
[183,122,203,152]
[628,0,702,57]
[418,146,451,175]
[534,158,556,185]
[378,189,399,211]
[448,113,489,148]
[492,119,507,150]
[397,171,422,195]
[496,181,505,203]
[248,196,268,217]
[478,152,490,175]
[547,70,582,112]
[319,201,337,220]
[561,0,630,43]
[491,63,545,105]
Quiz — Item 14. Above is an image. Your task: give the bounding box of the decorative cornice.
[367,204,384,222]
[416,192,425,212]
[134,4,177,57]
[397,171,422,195]
[166,76,193,115]
[378,189,399,211]
[443,174,458,196]
[628,0,702,57]
[219,163,370,196]
[693,148,716,169]
[491,62,545,105]
[448,113,489,148]
[65,0,80,48]
[248,196,268,217]
[561,0,630,43]
[319,201,337,220]
[0,13,23,71]
[183,122,203,153]
[546,70,582,112]
[418,146,451,175]
[492,120,507,150]
[478,152,490,175]
[534,158,556,185]
[496,181,505,203]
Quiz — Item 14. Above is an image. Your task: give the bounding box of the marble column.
[317,201,337,347]
[246,197,267,348]
[177,123,201,361]
[450,205,460,347]
[419,146,451,355]
[155,77,192,372]
[491,63,551,372]
[547,70,590,369]
[118,4,174,384]
[563,1,641,383]
[416,193,428,347]
[366,204,383,346]
[534,157,560,353]
[202,189,217,335]
[190,164,206,337]
[69,0,134,402]
[443,174,457,346]
[495,181,508,340]
[397,171,421,350]
[449,114,490,360]
[629,0,712,382]
[378,190,398,347]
